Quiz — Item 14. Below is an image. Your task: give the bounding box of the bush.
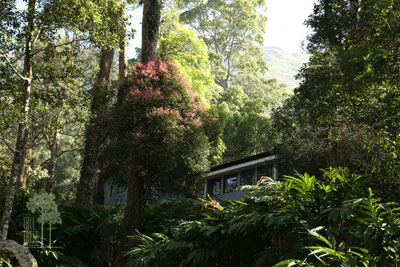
[127,168,400,267]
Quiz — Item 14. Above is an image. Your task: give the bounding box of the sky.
[16,0,317,56]
[264,0,317,54]
[127,0,317,56]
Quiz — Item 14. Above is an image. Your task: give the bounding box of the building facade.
[203,152,278,201]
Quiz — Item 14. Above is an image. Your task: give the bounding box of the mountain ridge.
[263,46,309,90]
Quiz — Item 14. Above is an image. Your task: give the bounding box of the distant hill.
[263,46,309,90]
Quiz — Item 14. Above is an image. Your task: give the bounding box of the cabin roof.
[204,151,277,179]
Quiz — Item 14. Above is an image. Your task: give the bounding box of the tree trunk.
[46,127,60,194]
[140,0,161,63]
[78,48,114,210]
[1,0,36,241]
[113,170,146,266]
[17,124,31,190]
[117,4,128,105]
[113,1,161,263]
[123,171,146,237]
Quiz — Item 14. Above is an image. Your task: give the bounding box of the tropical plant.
[127,168,400,266]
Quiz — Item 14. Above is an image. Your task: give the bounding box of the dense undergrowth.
[1,167,399,266]
[0,190,123,266]
[128,168,400,267]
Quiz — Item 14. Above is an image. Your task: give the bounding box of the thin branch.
[40,148,81,166]
[32,24,43,45]
[0,50,30,82]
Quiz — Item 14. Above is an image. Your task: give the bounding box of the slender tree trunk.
[94,171,105,205]
[1,0,36,241]
[78,48,114,210]
[119,35,127,88]
[116,4,128,106]
[18,127,31,190]
[46,127,60,194]
[140,0,161,63]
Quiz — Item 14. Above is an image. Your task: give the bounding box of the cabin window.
[257,165,273,181]
[224,174,238,193]
[207,178,221,197]
[240,169,255,185]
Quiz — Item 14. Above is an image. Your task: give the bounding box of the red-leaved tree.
[107,59,219,258]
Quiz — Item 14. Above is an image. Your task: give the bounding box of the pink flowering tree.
[107,60,220,240]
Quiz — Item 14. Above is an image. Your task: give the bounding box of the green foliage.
[0,144,13,186]
[0,0,119,193]
[159,11,216,102]
[0,257,12,267]
[51,202,123,266]
[217,78,284,161]
[127,168,400,266]
[174,0,287,161]
[273,0,400,199]
[179,0,267,90]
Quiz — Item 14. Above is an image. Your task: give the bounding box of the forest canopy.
[0,0,399,266]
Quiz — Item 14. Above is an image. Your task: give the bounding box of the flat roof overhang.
[203,154,277,179]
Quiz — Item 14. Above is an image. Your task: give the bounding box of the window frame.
[240,168,255,186]
[223,173,238,193]
[207,177,222,197]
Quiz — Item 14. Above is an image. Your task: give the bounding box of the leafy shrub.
[128,168,400,267]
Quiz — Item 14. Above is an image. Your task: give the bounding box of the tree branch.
[39,148,81,167]
[0,50,30,82]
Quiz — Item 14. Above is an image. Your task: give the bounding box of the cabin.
[203,152,278,201]
[104,151,278,205]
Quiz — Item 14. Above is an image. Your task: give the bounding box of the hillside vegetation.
[263,46,309,90]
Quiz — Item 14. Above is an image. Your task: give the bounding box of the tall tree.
[25,36,93,194]
[158,12,225,164]
[78,0,139,208]
[0,0,124,239]
[177,0,287,160]
[77,0,128,209]
[274,0,400,198]
[112,0,163,262]
[179,0,267,91]
[159,12,216,101]
[78,47,115,209]
[111,60,218,264]
[141,0,161,63]
[0,0,37,240]
[117,1,130,105]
